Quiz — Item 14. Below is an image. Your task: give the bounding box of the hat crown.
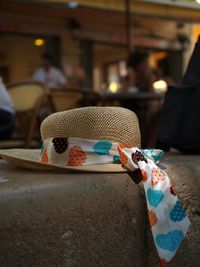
[41,106,141,147]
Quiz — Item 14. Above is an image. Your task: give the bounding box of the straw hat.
[0,106,141,172]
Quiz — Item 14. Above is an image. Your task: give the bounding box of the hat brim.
[0,149,127,173]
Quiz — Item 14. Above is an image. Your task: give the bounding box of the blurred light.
[34,38,45,46]
[150,52,167,69]
[119,61,127,77]
[108,82,120,93]
[153,80,168,93]
[193,24,200,42]
[67,1,79,8]
[196,0,200,4]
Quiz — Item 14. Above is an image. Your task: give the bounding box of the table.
[101,92,164,102]
[101,92,165,147]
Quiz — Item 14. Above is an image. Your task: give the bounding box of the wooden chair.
[48,88,101,112]
[1,81,47,148]
[48,89,86,112]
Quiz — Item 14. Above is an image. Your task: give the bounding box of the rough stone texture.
[0,161,145,267]
[147,153,200,267]
[0,153,199,267]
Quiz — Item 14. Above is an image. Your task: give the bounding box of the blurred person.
[0,77,15,140]
[155,65,175,87]
[127,51,157,92]
[120,75,129,92]
[32,53,67,89]
[125,52,163,147]
[146,67,175,147]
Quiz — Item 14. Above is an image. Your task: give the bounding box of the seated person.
[32,53,67,89]
[127,51,157,92]
[0,77,15,140]
[154,66,175,88]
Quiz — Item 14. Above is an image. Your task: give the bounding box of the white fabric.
[122,146,190,264]
[32,66,66,89]
[0,77,15,114]
[40,137,191,265]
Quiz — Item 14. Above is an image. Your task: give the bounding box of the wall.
[0,2,195,87]
[0,5,81,84]
[93,45,127,91]
[0,35,45,83]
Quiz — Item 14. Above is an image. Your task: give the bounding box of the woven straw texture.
[41,107,141,147]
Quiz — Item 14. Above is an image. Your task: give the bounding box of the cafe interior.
[1,0,200,148]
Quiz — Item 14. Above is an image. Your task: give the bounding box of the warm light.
[119,61,127,77]
[67,1,79,8]
[193,24,200,43]
[108,82,120,93]
[150,52,167,69]
[34,38,45,47]
[153,80,167,93]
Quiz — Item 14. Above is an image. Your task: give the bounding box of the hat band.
[40,137,163,168]
[40,137,190,265]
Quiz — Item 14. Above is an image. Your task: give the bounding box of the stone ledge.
[0,153,199,267]
[147,153,200,267]
[0,161,145,267]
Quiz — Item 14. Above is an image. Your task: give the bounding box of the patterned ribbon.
[40,137,190,266]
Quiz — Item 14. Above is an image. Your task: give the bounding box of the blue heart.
[170,201,187,222]
[143,149,164,163]
[147,188,163,207]
[93,141,112,155]
[40,141,44,156]
[156,230,184,252]
[113,155,120,163]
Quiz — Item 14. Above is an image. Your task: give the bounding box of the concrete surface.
[0,161,145,267]
[147,153,200,267]
[0,153,199,267]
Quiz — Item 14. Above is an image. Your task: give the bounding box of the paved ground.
[148,153,200,267]
[0,161,145,267]
[0,153,199,267]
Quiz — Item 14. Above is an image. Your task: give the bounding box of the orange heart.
[68,146,87,166]
[151,167,166,185]
[118,144,128,165]
[141,169,147,182]
[41,148,48,163]
[148,210,157,227]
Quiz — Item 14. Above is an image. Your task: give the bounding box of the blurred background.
[1,0,200,148]
[1,0,200,87]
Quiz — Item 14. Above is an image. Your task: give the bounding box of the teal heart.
[40,141,44,156]
[156,230,184,252]
[93,141,112,155]
[113,155,120,163]
[147,188,163,207]
[170,201,187,222]
[142,149,164,163]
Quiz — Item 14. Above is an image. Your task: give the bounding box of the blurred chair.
[48,89,86,112]
[1,81,47,148]
[48,88,101,112]
[83,90,101,106]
